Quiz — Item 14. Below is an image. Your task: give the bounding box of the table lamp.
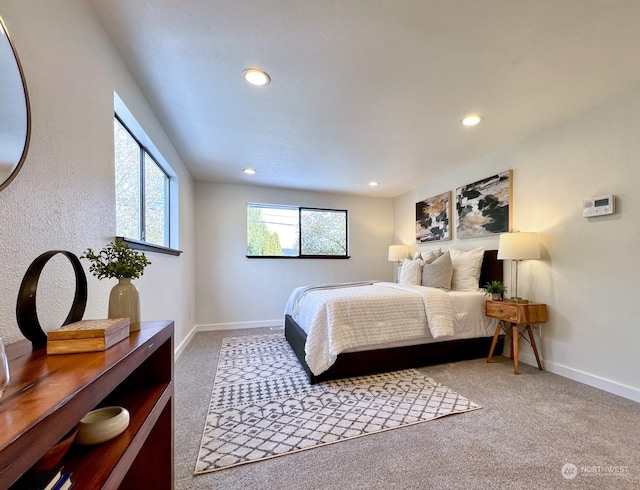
[497,232,540,303]
[388,245,408,265]
[388,245,408,283]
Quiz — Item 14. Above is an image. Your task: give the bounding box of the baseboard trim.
[518,352,640,403]
[174,320,283,359]
[174,323,198,360]
[196,319,283,332]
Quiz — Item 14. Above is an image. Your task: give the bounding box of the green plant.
[81,241,151,280]
[484,280,506,295]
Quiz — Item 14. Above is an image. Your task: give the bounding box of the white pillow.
[398,258,423,285]
[421,251,453,290]
[421,250,437,264]
[449,248,484,291]
[418,248,442,264]
[412,251,422,260]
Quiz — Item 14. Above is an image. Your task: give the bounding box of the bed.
[285,249,504,384]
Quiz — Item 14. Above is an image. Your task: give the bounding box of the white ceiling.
[89,0,640,198]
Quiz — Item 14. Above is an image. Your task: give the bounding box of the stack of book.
[11,466,73,489]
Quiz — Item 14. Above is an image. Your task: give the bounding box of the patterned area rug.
[194,333,481,475]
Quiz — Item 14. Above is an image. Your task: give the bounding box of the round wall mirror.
[0,15,30,192]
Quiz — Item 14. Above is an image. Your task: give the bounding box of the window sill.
[246,255,350,259]
[117,237,182,256]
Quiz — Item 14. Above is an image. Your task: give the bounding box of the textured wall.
[0,1,195,349]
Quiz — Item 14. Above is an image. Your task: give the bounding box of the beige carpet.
[194,333,480,474]
[176,328,640,489]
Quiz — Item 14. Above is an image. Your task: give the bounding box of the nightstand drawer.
[485,301,548,324]
[486,301,519,322]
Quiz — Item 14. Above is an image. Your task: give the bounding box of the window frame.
[246,203,350,259]
[114,93,181,256]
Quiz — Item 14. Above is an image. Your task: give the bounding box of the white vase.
[108,278,140,331]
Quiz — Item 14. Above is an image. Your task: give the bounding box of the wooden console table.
[0,320,174,489]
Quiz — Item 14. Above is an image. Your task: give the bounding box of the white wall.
[3,0,637,404]
[195,182,394,328]
[394,88,640,402]
[0,1,196,352]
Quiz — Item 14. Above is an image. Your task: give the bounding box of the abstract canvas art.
[456,170,512,238]
[416,191,451,242]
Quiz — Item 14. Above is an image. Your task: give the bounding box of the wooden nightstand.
[485,300,548,374]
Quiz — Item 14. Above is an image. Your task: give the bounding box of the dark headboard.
[479,250,502,287]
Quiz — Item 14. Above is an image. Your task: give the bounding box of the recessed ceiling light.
[242,168,257,175]
[461,114,483,127]
[369,181,380,187]
[242,68,270,86]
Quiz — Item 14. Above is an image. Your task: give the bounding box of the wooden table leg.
[509,323,514,359]
[526,325,543,370]
[487,322,502,363]
[512,323,519,375]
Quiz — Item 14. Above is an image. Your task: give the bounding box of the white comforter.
[284,282,456,375]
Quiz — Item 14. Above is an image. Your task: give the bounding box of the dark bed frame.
[285,249,505,384]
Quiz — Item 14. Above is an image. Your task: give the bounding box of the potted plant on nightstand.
[81,240,151,331]
[484,280,506,301]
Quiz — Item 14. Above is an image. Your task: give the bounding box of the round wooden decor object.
[16,250,87,350]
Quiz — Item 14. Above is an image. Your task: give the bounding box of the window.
[114,117,170,248]
[247,203,348,258]
[113,92,179,255]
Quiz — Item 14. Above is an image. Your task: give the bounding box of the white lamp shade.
[388,245,408,262]
[497,232,540,260]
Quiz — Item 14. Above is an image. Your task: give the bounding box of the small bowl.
[76,406,130,445]
[32,427,77,471]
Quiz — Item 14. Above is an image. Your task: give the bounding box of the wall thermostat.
[583,194,615,218]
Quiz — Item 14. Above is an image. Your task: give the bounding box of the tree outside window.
[247,204,348,258]
[114,118,169,247]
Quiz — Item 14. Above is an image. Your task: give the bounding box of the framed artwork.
[456,170,512,238]
[416,191,451,243]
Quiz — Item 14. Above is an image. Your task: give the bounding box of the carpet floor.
[175,327,640,489]
[195,334,480,474]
